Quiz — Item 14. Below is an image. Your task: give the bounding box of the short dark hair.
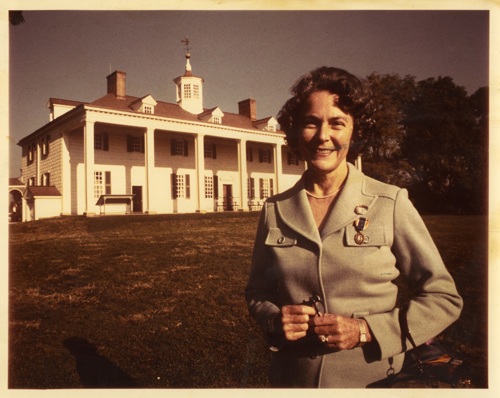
[277,66,372,160]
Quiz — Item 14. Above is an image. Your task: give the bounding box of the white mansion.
[13,54,305,221]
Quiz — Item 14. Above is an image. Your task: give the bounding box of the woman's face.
[297,90,354,178]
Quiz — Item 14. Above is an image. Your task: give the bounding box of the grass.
[8,212,488,388]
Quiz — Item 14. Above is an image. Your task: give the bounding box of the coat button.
[277,236,285,244]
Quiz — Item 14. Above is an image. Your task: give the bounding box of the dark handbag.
[368,309,471,388]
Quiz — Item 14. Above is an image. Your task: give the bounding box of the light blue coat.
[246,162,463,387]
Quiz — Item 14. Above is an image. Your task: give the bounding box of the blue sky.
[6,8,490,176]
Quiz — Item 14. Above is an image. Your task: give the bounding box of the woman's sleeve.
[363,189,463,360]
[245,203,282,335]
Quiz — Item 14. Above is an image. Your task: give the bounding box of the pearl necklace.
[305,187,342,199]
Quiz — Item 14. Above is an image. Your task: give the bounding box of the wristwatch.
[356,319,367,347]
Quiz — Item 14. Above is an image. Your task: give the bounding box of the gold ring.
[320,335,330,343]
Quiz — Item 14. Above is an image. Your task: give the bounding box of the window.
[95,133,109,151]
[127,135,144,153]
[171,139,189,156]
[205,176,214,198]
[183,84,192,99]
[171,173,191,199]
[94,171,111,198]
[267,125,276,132]
[28,177,35,186]
[94,172,103,199]
[246,147,253,162]
[287,151,299,165]
[144,106,153,114]
[259,178,274,200]
[193,84,200,99]
[42,172,50,186]
[204,143,217,159]
[259,148,272,163]
[212,116,221,124]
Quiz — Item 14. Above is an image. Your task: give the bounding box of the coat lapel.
[320,163,378,239]
[274,163,378,244]
[275,175,322,244]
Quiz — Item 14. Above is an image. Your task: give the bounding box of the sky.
[6,8,491,177]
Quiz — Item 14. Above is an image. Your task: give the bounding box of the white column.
[144,127,156,214]
[238,139,248,211]
[61,132,72,215]
[274,143,283,194]
[83,120,95,216]
[195,133,205,212]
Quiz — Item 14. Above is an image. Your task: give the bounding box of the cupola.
[173,44,204,115]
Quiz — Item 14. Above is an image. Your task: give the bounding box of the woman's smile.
[298,90,354,178]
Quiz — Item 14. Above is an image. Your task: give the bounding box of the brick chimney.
[238,98,257,121]
[106,71,126,99]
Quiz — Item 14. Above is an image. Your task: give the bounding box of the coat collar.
[275,163,378,244]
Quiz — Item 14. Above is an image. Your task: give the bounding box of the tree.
[467,86,489,214]
[361,73,417,189]
[403,77,482,213]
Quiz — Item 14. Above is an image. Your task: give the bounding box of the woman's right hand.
[281,305,317,341]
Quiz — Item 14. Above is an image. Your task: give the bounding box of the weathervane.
[181,37,191,55]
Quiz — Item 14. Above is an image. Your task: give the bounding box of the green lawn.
[8,213,488,388]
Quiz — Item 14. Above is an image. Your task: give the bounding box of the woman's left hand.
[311,314,371,350]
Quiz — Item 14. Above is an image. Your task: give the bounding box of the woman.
[245,66,463,388]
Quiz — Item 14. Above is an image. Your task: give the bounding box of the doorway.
[222,184,233,211]
[132,186,143,213]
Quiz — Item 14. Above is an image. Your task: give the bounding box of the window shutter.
[268,149,272,163]
[259,178,264,199]
[171,139,176,156]
[287,152,292,165]
[127,135,133,152]
[249,178,255,199]
[103,133,109,151]
[259,149,263,163]
[184,140,189,156]
[214,175,219,199]
[270,179,274,196]
[185,174,191,199]
[140,135,145,153]
[105,171,112,194]
[42,136,50,156]
[171,173,178,199]
[212,144,217,159]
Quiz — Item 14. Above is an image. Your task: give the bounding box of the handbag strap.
[399,306,425,373]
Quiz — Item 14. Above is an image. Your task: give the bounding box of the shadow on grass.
[63,337,138,388]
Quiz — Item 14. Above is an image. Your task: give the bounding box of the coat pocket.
[345,226,387,247]
[265,227,298,247]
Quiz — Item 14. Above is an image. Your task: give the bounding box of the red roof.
[48,98,85,107]
[19,79,284,146]
[9,178,24,186]
[89,94,279,132]
[25,186,61,197]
